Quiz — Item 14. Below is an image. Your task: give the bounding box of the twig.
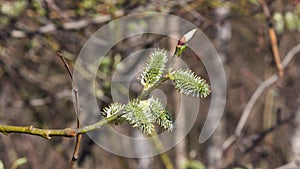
[68,118,82,169]
[222,43,300,152]
[10,15,113,38]
[0,113,120,139]
[56,52,82,169]
[223,113,295,168]
[259,0,284,77]
[242,113,294,154]
[56,52,73,80]
[235,74,277,137]
[0,125,76,139]
[2,90,71,108]
[45,0,72,21]
[241,68,263,85]
[176,0,206,26]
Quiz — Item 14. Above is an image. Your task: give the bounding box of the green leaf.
[169,69,210,98]
[122,99,155,135]
[141,49,168,90]
[149,97,173,131]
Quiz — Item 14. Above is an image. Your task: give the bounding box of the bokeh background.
[0,0,300,169]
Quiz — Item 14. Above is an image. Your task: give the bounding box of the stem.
[135,51,179,169]
[138,77,168,100]
[0,113,121,139]
[77,112,121,133]
[138,50,179,100]
[151,130,174,169]
[57,52,82,169]
[0,125,76,139]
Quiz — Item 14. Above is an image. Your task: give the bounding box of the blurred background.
[0,0,300,169]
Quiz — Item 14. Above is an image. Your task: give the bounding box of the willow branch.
[0,125,77,139]
[0,113,120,139]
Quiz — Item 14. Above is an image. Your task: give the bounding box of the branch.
[222,43,300,152]
[0,125,76,139]
[223,113,295,169]
[57,52,82,169]
[151,131,173,169]
[10,15,114,38]
[45,0,72,21]
[242,113,294,154]
[259,0,284,77]
[235,74,277,137]
[0,113,120,139]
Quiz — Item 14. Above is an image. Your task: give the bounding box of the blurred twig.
[150,131,173,169]
[10,15,113,38]
[45,0,72,21]
[241,68,262,85]
[2,90,71,108]
[259,0,284,77]
[223,112,295,168]
[176,0,207,27]
[222,43,300,153]
[242,113,294,154]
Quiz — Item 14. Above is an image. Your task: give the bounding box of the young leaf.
[141,49,168,90]
[169,69,210,98]
[182,28,197,42]
[175,29,197,56]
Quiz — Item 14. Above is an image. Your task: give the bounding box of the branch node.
[28,125,34,130]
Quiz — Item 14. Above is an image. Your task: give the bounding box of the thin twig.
[150,131,173,169]
[259,0,284,77]
[2,90,71,108]
[242,113,294,154]
[241,68,263,85]
[223,113,295,169]
[222,43,300,152]
[176,0,206,26]
[56,52,73,80]
[235,74,277,136]
[68,121,82,169]
[57,52,82,169]
[45,0,72,21]
[10,14,114,38]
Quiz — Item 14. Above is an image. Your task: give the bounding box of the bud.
[175,29,197,56]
